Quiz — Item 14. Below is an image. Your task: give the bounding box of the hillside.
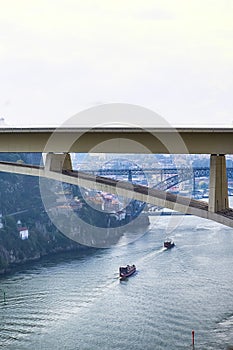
[0,153,150,274]
[0,153,88,274]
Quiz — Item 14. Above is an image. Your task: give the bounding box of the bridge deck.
[1,127,233,153]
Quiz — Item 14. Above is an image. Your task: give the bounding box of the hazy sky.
[0,0,233,127]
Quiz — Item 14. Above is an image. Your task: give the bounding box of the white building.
[19,227,29,240]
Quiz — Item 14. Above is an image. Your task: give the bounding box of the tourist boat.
[119,264,136,280]
[164,238,175,249]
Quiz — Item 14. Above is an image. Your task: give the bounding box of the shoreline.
[0,217,150,277]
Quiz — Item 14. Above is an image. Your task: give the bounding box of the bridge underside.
[0,153,232,229]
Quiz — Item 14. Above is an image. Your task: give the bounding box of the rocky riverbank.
[0,220,89,275]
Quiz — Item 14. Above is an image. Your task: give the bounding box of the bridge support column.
[44,153,72,172]
[209,154,228,212]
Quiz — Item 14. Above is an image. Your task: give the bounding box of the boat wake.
[137,247,165,265]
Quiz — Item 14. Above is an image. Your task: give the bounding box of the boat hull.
[164,241,175,249]
[119,265,136,279]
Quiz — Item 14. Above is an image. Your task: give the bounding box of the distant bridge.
[86,167,233,179]
[85,167,233,192]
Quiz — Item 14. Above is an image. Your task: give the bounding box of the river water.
[1,213,233,349]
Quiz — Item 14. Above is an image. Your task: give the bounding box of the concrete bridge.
[0,151,232,228]
[1,126,233,154]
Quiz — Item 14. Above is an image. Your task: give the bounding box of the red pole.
[192,330,195,346]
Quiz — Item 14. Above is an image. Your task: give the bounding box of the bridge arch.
[0,159,233,230]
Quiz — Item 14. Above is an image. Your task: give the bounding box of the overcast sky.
[0,0,233,127]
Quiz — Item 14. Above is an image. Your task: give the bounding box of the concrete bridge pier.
[44,153,72,173]
[209,154,229,212]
